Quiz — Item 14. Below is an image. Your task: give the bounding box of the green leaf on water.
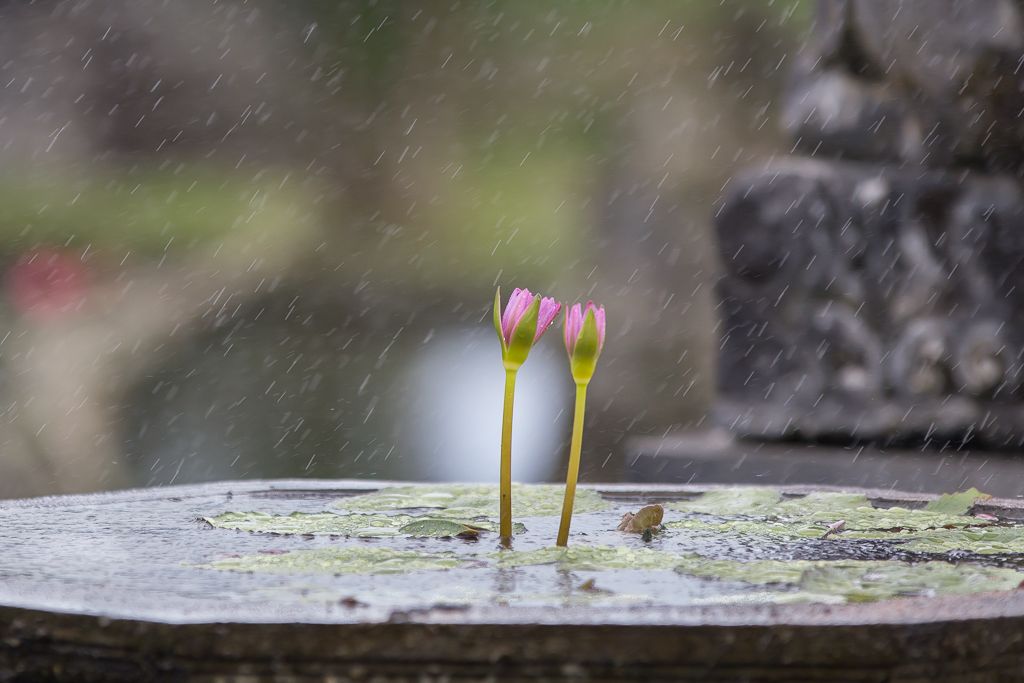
[667,487,781,516]
[903,526,1024,555]
[336,484,609,517]
[493,545,679,570]
[674,556,1024,602]
[205,511,413,537]
[202,547,464,575]
[798,560,1021,601]
[398,519,482,538]
[661,486,1011,558]
[665,488,994,540]
[396,518,530,538]
[774,491,870,516]
[206,511,526,538]
[924,488,992,515]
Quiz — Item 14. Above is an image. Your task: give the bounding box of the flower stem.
[556,382,588,547]
[499,368,517,546]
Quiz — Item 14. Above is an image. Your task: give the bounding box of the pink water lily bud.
[563,301,606,384]
[493,287,561,370]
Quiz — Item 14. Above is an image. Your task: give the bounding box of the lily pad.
[203,547,464,575]
[903,527,1024,555]
[924,488,992,515]
[206,511,525,538]
[399,519,481,538]
[799,561,1022,601]
[674,556,1023,602]
[205,511,414,537]
[336,484,609,517]
[665,488,994,540]
[493,545,679,570]
[667,487,781,516]
[661,487,1020,560]
[196,484,1024,605]
[396,519,526,538]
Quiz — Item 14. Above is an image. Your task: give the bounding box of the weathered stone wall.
[715,0,1024,447]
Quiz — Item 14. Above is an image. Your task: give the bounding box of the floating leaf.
[202,547,464,575]
[399,519,483,538]
[774,491,869,516]
[674,557,1024,602]
[205,511,412,537]
[336,484,609,517]
[903,527,1024,555]
[924,488,992,515]
[665,487,994,543]
[493,545,678,570]
[675,556,811,585]
[799,561,1021,602]
[206,511,525,538]
[667,487,781,516]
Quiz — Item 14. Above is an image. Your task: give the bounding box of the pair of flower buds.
[493,287,606,382]
[493,286,606,547]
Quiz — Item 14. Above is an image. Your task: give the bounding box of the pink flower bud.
[564,302,606,356]
[493,287,561,370]
[563,301,606,384]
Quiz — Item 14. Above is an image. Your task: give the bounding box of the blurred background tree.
[0,0,809,497]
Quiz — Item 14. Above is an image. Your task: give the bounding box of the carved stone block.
[786,0,1024,171]
[715,158,1024,446]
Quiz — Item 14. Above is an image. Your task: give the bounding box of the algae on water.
[665,488,1010,555]
[923,488,992,515]
[673,557,1023,601]
[199,484,1024,606]
[492,545,680,571]
[335,483,609,517]
[206,511,525,538]
[206,511,414,537]
[204,547,465,575]
[668,487,782,516]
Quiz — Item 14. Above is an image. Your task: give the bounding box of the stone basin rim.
[3,479,1024,630]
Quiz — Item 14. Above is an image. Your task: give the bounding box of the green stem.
[499,368,517,545]
[556,382,588,547]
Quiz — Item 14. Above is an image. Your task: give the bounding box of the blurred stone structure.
[715,0,1024,447]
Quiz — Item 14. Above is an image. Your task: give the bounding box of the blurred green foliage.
[0,168,317,258]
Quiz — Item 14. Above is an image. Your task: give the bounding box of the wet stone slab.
[5,479,1024,681]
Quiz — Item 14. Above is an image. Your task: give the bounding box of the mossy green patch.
[903,527,1024,555]
[774,502,988,534]
[668,487,781,516]
[336,484,608,518]
[204,547,464,575]
[395,518,524,540]
[206,511,525,538]
[198,486,1024,603]
[206,511,412,537]
[664,488,1018,557]
[493,545,679,571]
[0,168,316,256]
[924,488,992,515]
[675,557,1023,602]
[667,488,993,535]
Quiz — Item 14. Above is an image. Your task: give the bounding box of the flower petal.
[493,287,506,351]
[534,297,562,342]
[563,303,583,355]
[592,305,606,352]
[501,287,531,343]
